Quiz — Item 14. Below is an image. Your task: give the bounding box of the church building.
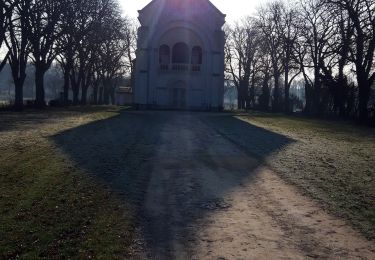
[134,0,226,110]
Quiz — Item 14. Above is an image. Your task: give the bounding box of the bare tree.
[278,2,301,112]
[97,17,129,105]
[124,19,138,80]
[4,0,30,110]
[257,2,285,111]
[0,0,13,72]
[56,0,131,106]
[320,0,354,117]
[26,0,64,108]
[258,47,273,111]
[225,0,373,122]
[225,18,261,109]
[329,0,375,121]
[67,0,96,105]
[81,0,127,105]
[297,0,336,115]
[56,0,80,105]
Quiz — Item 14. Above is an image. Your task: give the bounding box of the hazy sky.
[119,0,263,23]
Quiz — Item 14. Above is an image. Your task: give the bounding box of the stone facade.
[134,0,226,110]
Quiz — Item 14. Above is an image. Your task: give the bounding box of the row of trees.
[0,0,134,110]
[226,0,375,122]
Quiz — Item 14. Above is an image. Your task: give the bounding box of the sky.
[118,0,264,23]
[0,0,262,57]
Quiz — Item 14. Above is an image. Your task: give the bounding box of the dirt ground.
[1,109,374,259]
[130,112,375,259]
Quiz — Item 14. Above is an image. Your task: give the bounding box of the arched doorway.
[170,81,187,109]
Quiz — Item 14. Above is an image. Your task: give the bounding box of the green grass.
[238,111,375,239]
[0,107,136,258]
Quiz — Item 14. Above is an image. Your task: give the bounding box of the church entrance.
[170,81,187,109]
[171,88,186,109]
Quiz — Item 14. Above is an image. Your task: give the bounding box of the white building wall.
[134,0,225,110]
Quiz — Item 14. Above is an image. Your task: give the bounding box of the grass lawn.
[0,107,374,258]
[0,107,136,258]
[236,112,375,239]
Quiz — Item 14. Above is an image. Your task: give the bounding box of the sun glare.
[119,0,263,23]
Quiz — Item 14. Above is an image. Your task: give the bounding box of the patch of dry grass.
[238,112,375,239]
[0,107,136,258]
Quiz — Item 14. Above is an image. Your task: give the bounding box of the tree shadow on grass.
[203,114,294,160]
[0,108,119,132]
[52,111,167,209]
[51,111,295,256]
[0,112,53,132]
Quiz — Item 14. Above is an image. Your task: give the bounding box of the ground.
[0,108,374,259]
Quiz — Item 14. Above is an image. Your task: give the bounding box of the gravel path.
[131,112,374,259]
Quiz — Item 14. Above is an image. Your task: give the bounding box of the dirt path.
[134,112,375,259]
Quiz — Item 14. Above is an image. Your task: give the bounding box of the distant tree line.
[0,0,135,110]
[225,0,375,122]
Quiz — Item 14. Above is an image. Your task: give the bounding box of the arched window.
[172,42,189,64]
[159,45,170,64]
[191,46,202,65]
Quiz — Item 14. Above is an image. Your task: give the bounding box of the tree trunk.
[98,86,104,105]
[34,66,46,108]
[63,68,70,106]
[103,88,110,105]
[14,80,24,111]
[237,80,249,110]
[284,65,290,113]
[93,82,99,105]
[313,70,322,116]
[273,73,280,112]
[337,78,346,118]
[81,85,88,105]
[285,86,290,113]
[250,72,256,109]
[237,95,245,110]
[304,81,313,115]
[238,95,246,110]
[237,95,242,109]
[103,79,111,105]
[9,61,26,111]
[249,86,255,109]
[260,74,270,111]
[70,74,80,106]
[110,87,115,105]
[72,83,80,105]
[237,84,242,110]
[358,75,370,122]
